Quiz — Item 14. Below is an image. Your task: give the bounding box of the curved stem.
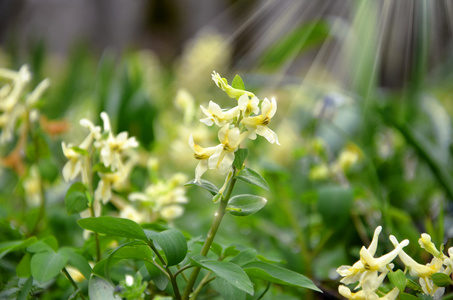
[191,272,214,300]
[62,267,87,300]
[182,172,237,300]
[148,240,182,300]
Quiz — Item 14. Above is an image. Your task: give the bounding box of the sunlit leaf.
[231,75,245,91]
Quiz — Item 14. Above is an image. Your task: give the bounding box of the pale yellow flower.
[208,125,249,175]
[238,94,259,116]
[98,112,139,171]
[241,97,279,144]
[189,135,222,182]
[200,101,240,126]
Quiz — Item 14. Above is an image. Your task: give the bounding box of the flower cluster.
[0,65,49,144]
[62,112,139,210]
[190,71,279,182]
[337,226,453,299]
[129,172,189,221]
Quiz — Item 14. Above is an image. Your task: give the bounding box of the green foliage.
[236,167,269,190]
[190,254,254,295]
[65,182,89,214]
[431,272,453,287]
[388,269,406,292]
[226,194,267,216]
[185,179,219,196]
[77,216,148,241]
[231,75,245,91]
[145,229,188,266]
[30,249,69,282]
[89,275,121,300]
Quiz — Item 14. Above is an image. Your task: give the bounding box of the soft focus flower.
[241,97,279,144]
[119,204,146,224]
[66,266,86,283]
[23,165,42,207]
[129,173,189,221]
[238,94,259,116]
[175,88,195,125]
[211,71,254,99]
[200,101,240,126]
[98,112,139,171]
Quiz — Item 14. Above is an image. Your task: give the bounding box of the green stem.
[62,267,87,300]
[148,240,181,300]
[191,272,214,300]
[89,205,101,263]
[182,174,237,300]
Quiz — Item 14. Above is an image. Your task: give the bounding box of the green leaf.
[416,294,434,300]
[317,185,353,228]
[185,179,219,196]
[191,254,254,295]
[70,146,89,156]
[236,167,269,190]
[223,245,240,258]
[388,269,406,292]
[65,182,89,214]
[77,216,148,241]
[16,253,32,277]
[89,275,121,300]
[146,229,188,266]
[230,249,257,266]
[31,249,69,282]
[92,162,114,173]
[227,194,267,216]
[17,276,33,300]
[27,236,58,253]
[0,237,37,259]
[242,261,321,292]
[145,261,168,290]
[233,148,248,170]
[406,278,421,291]
[212,277,246,300]
[431,272,453,287]
[104,240,152,281]
[37,158,59,182]
[60,247,92,280]
[231,75,245,91]
[400,293,420,300]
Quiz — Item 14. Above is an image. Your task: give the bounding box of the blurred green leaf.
[89,275,121,300]
[233,148,248,170]
[185,179,219,196]
[212,277,246,300]
[431,272,452,287]
[230,249,257,266]
[145,261,168,290]
[400,293,420,300]
[31,249,69,282]
[191,254,254,295]
[242,261,321,292]
[236,167,269,190]
[17,276,33,300]
[37,158,59,183]
[65,182,89,215]
[316,185,353,228]
[146,229,187,266]
[0,237,37,259]
[78,217,148,241]
[261,20,330,69]
[388,269,406,292]
[227,194,267,216]
[16,253,31,278]
[60,247,92,280]
[27,236,58,253]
